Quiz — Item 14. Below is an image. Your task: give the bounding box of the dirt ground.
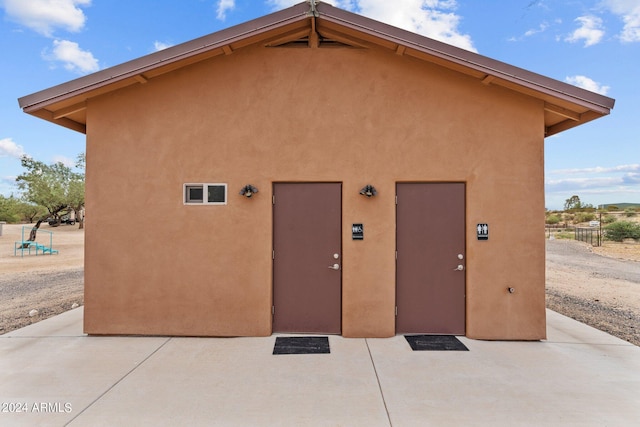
[0,223,84,274]
[546,238,640,345]
[0,223,84,334]
[0,223,639,345]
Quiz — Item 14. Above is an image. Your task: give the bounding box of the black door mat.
[273,336,330,355]
[404,335,469,351]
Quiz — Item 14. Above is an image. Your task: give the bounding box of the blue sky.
[1,0,638,210]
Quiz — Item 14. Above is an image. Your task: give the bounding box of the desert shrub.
[574,212,596,224]
[553,231,574,240]
[624,208,637,217]
[604,220,640,242]
[546,214,561,225]
[601,214,617,224]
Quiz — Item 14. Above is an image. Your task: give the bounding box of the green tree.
[16,201,47,223]
[0,195,47,223]
[0,195,21,223]
[16,156,74,223]
[564,195,582,211]
[68,153,86,229]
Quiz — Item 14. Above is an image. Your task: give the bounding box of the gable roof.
[18,1,614,136]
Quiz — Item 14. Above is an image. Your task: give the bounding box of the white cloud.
[0,138,26,159]
[565,15,605,47]
[216,0,235,20]
[545,174,640,200]
[2,0,91,37]
[550,164,640,175]
[154,41,173,51]
[354,0,476,52]
[546,176,622,191]
[545,163,640,208]
[268,0,312,8]
[43,39,99,74]
[267,0,476,52]
[603,0,640,42]
[565,75,610,95]
[275,0,360,9]
[524,22,549,37]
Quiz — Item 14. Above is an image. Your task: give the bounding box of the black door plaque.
[477,223,488,240]
[352,224,364,240]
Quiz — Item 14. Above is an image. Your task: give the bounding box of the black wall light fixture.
[359,185,377,198]
[239,184,259,198]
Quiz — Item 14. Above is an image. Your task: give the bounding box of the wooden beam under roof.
[316,27,368,48]
[31,109,86,133]
[544,103,581,121]
[317,19,397,50]
[309,29,320,48]
[546,110,601,136]
[52,102,87,120]
[263,28,313,47]
[134,74,149,84]
[481,74,496,85]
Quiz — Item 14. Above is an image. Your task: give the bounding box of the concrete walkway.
[1,309,638,426]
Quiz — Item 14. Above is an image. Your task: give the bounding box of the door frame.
[395,181,467,335]
[271,182,343,334]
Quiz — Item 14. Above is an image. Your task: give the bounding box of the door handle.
[328,263,340,270]
[453,264,464,271]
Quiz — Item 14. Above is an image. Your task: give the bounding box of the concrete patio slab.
[68,336,389,427]
[1,308,638,426]
[369,311,640,426]
[1,309,169,426]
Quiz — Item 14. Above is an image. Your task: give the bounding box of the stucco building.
[19,2,614,339]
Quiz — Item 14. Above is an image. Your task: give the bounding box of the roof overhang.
[18,1,614,137]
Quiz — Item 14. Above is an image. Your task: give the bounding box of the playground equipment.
[14,226,59,257]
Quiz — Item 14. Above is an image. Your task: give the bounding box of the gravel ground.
[0,269,83,334]
[546,239,640,346]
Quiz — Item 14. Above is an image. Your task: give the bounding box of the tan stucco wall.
[84,42,546,339]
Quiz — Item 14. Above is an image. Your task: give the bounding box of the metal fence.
[545,225,574,239]
[575,227,601,247]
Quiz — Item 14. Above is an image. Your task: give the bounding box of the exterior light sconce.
[359,185,377,198]
[239,184,258,198]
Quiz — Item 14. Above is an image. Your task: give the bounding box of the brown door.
[396,183,466,334]
[273,183,342,333]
